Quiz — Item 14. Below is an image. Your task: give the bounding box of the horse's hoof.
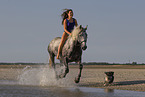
[58,75,63,78]
[59,74,65,78]
[55,75,60,80]
[75,77,80,83]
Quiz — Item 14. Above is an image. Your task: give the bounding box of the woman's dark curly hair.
[61,9,73,25]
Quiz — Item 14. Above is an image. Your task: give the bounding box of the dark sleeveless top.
[66,18,75,32]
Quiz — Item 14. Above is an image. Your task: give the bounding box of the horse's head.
[77,25,88,50]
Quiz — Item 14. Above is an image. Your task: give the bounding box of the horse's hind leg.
[75,61,83,83]
[49,53,60,79]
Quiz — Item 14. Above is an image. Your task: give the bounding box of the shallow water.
[0,84,145,97]
[0,66,145,97]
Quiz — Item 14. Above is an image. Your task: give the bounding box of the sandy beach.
[0,65,145,92]
[80,66,145,92]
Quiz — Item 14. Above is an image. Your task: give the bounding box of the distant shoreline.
[0,64,145,69]
[0,62,145,65]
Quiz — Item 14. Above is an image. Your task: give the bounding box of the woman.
[56,9,78,59]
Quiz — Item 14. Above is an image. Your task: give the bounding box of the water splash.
[17,65,76,87]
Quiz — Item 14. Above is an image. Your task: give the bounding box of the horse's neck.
[64,37,78,51]
[62,36,81,58]
[65,37,75,48]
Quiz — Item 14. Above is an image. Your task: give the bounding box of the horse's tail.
[49,57,52,68]
[48,44,52,68]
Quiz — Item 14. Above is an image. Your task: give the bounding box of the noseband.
[80,40,86,44]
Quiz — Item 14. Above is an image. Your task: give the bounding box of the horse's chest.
[73,47,82,56]
[62,45,82,61]
[69,46,82,61]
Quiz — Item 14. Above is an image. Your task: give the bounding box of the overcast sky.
[0,0,145,63]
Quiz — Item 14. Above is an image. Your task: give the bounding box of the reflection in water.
[104,88,114,93]
[0,83,145,97]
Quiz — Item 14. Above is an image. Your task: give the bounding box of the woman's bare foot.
[56,54,59,59]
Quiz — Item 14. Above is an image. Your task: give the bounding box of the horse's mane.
[68,25,82,41]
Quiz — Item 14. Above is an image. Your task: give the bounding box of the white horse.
[48,25,88,83]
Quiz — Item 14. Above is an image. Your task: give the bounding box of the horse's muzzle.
[82,46,87,50]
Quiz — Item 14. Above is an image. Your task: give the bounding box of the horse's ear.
[85,25,88,30]
[80,25,82,29]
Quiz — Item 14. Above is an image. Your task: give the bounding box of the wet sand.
[0,65,145,92]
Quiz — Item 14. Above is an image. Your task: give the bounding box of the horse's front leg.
[59,58,69,78]
[75,61,83,83]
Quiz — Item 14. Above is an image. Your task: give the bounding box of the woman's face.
[68,10,73,18]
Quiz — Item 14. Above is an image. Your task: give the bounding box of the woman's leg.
[56,32,68,59]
